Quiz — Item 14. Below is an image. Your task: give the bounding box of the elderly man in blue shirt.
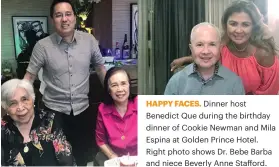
[164,22,245,95]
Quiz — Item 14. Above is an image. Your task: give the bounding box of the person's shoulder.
[167,64,191,88]
[76,30,89,36]
[1,118,8,129]
[130,95,138,107]
[2,116,15,141]
[75,30,95,40]
[165,65,191,95]
[37,33,54,44]
[133,95,138,101]
[34,34,55,51]
[172,63,192,79]
[219,64,240,79]
[98,102,105,112]
[75,31,99,48]
[254,48,276,67]
[184,63,194,71]
[220,44,228,51]
[220,45,232,56]
[1,116,11,144]
[98,102,113,115]
[1,115,12,129]
[219,65,244,89]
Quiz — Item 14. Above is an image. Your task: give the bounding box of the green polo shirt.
[164,62,245,95]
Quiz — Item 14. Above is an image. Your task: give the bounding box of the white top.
[38,69,46,94]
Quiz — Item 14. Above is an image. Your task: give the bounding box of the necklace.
[23,143,29,153]
[115,121,127,140]
[232,42,248,52]
[114,104,129,140]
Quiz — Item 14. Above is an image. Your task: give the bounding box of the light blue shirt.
[164,62,245,95]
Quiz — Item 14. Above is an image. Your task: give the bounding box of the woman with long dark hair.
[170,0,279,95]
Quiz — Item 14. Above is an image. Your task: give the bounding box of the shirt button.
[70,74,73,77]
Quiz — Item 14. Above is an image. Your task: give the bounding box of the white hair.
[1,79,35,110]
[190,22,221,42]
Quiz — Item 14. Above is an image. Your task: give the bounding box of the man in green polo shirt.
[164,22,245,95]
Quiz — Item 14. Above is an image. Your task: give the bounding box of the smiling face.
[52,2,76,37]
[6,87,34,125]
[190,25,221,69]
[108,71,130,104]
[226,12,253,45]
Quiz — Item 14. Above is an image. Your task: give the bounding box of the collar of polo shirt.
[186,61,226,79]
[55,30,80,44]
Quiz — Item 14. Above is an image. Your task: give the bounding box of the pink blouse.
[96,96,138,156]
[221,46,279,95]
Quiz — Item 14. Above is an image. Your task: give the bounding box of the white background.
[138,95,279,167]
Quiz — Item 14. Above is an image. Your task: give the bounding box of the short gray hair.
[190,22,221,42]
[1,79,35,110]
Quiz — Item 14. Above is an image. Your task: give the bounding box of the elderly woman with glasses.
[1,79,76,166]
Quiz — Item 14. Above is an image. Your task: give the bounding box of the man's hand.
[23,72,36,84]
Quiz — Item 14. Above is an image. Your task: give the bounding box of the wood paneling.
[112,0,137,48]
[87,0,138,49]
[90,0,112,48]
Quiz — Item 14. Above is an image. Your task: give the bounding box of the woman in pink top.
[170,0,279,95]
[95,67,137,166]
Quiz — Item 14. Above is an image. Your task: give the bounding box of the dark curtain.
[153,0,205,95]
